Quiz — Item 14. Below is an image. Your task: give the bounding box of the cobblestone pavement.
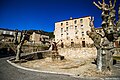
[0,53,120,80]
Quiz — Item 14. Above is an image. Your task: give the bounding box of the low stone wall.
[58,48,97,60]
[22,45,49,53]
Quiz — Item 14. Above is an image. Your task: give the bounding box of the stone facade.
[0,28,21,42]
[54,16,94,48]
[29,32,49,45]
[58,48,97,59]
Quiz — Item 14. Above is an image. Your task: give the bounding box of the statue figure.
[49,40,60,61]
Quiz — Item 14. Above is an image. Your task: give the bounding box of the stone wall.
[58,48,97,60]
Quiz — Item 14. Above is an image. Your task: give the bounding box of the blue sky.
[0,0,120,32]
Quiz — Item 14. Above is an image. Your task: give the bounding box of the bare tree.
[15,30,28,61]
[87,17,103,71]
[87,0,118,72]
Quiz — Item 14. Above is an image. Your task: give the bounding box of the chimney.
[70,17,72,20]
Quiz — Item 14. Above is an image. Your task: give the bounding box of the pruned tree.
[15,30,28,61]
[87,17,103,71]
[87,0,119,72]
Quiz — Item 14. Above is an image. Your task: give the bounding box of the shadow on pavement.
[0,48,15,58]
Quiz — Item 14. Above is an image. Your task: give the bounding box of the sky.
[0,0,120,32]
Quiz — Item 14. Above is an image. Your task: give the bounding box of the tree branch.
[113,0,116,8]
[98,1,102,6]
[93,2,102,9]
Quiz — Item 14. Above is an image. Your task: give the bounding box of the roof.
[0,28,21,32]
[27,30,49,36]
[55,16,91,23]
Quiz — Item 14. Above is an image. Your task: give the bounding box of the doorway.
[82,41,85,47]
[71,42,74,47]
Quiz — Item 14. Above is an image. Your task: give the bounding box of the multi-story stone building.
[54,16,94,48]
[28,31,49,45]
[0,28,21,42]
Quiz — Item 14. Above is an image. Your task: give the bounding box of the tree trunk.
[15,44,21,61]
[15,32,26,61]
[97,48,102,72]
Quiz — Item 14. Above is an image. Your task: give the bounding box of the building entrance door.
[82,41,85,47]
[71,42,74,47]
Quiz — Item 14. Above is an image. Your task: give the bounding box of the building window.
[80,19,83,23]
[99,30,102,33]
[61,28,63,33]
[43,38,45,41]
[82,34,84,36]
[0,31,3,34]
[81,25,83,28]
[61,23,63,26]
[61,34,63,37]
[75,32,77,34]
[70,25,73,29]
[71,42,74,47]
[66,27,68,31]
[66,22,68,25]
[82,41,86,47]
[66,37,69,40]
[39,38,41,41]
[74,20,77,24]
[82,32,84,33]
[10,32,13,35]
[61,42,64,48]
[71,39,73,41]
[66,33,68,35]
[75,36,78,39]
[75,26,77,30]
[82,32,84,36]
[6,31,9,34]
[119,41,120,46]
[3,31,6,34]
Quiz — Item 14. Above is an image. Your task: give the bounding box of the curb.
[7,59,103,80]
[7,60,73,76]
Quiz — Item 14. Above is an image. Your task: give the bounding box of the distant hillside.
[46,32,55,39]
